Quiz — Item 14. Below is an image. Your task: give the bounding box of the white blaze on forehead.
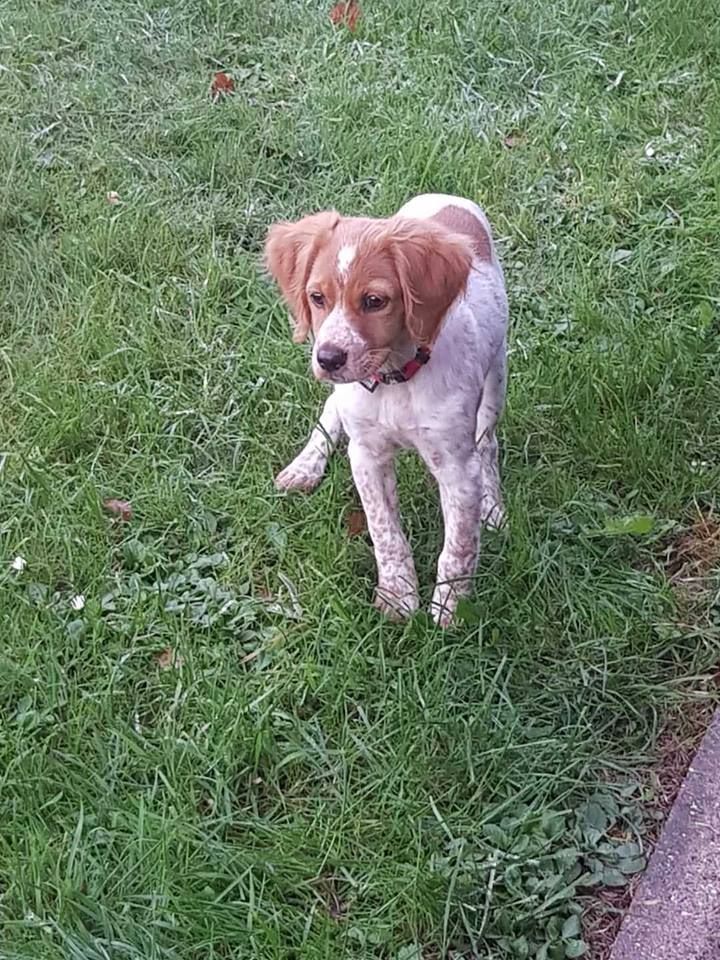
[336,244,356,279]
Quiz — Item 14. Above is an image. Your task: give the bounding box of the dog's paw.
[374,589,419,621]
[275,454,326,493]
[429,583,462,628]
[374,570,419,622]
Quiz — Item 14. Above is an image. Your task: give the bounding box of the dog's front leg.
[348,439,418,620]
[275,393,342,492]
[425,448,485,627]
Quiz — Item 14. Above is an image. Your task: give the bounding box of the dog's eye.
[309,292,325,308]
[362,294,387,311]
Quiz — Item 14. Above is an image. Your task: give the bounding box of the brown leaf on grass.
[155,647,184,671]
[210,71,235,100]
[103,498,133,522]
[345,508,367,538]
[502,130,526,149]
[329,0,361,31]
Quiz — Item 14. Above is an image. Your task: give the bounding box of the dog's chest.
[333,286,493,452]
[334,369,478,452]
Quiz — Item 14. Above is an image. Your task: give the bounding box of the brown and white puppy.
[265,193,508,626]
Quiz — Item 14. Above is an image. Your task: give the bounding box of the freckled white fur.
[276,193,508,627]
[311,307,366,379]
[337,244,356,278]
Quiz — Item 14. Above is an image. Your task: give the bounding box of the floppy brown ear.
[264,211,340,343]
[388,219,473,347]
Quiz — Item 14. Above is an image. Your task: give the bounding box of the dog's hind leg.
[475,344,506,529]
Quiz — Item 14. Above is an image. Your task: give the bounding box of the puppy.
[265,193,507,626]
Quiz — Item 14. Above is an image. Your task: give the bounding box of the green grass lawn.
[1,1,719,957]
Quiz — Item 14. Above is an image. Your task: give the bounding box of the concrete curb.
[611,710,720,960]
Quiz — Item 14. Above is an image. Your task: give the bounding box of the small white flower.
[11,555,27,572]
[70,594,85,611]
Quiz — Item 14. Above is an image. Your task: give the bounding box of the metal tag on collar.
[360,378,380,393]
[383,369,408,384]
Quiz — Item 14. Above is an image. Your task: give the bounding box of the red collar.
[360,347,431,393]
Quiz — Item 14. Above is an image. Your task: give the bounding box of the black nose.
[317,345,347,373]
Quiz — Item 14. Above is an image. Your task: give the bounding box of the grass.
[1,0,720,957]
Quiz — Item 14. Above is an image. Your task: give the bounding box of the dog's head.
[264,212,472,383]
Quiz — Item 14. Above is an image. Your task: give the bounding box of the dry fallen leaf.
[329,0,361,31]
[210,71,235,100]
[103,498,133,522]
[502,131,526,149]
[155,647,184,671]
[106,191,121,205]
[346,508,367,538]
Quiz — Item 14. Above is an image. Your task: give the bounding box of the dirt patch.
[585,510,720,959]
[313,874,350,921]
[649,700,716,820]
[585,702,713,959]
[659,509,720,587]
[584,882,637,960]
